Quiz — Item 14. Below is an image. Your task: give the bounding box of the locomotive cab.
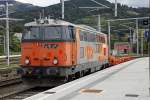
[21,19,77,78]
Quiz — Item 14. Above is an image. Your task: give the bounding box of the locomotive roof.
[25,19,76,27]
[25,19,106,36]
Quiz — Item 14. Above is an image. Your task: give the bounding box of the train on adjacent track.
[19,18,133,86]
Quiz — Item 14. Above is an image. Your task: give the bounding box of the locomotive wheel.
[68,75,73,82]
[101,65,104,70]
[75,72,81,79]
[63,76,69,83]
[87,69,91,75]
[106,63,110,68]
[80,71,84,77]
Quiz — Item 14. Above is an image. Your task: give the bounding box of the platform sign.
[143,19,149,26]
[144,31,150,41]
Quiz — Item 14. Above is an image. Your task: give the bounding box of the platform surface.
[24,57,150,100]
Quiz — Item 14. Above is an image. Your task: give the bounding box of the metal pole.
[108,21,111,55]
[61,0,64,19]
[149,40,150,96]
[42,9,45,19]
[115,0,117,17]
[148,15,150,97]
[141,31,144,56]
[6,2,10,66]
[129,27,132,54]
[39,13,42,19]
[136,19,139,56]
[3,33,6,55]
[98,14,101,32]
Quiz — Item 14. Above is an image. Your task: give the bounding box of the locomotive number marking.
[38,43,59,49]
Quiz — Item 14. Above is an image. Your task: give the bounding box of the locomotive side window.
[84,32,88,41]
[80,47,84,58]
[79,30,97,42]
[65,27,71,40]
[68,26,75,41]
[79,30,88,41]
[79,31,84,41]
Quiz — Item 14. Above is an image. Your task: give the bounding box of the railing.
[0,55,21,67]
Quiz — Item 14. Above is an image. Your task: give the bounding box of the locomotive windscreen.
[22,26,75,41]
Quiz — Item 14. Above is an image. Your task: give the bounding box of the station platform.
[24,57,150,100]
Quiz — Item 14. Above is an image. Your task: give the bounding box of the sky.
[15,0,149,8]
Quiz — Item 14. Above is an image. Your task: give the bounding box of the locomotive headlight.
[25,59,30,65]
[53,58,58,65]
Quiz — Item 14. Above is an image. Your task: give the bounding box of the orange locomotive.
[20,19,109,83]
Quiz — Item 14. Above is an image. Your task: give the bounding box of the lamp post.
[143,19,150,96]
[108,21,111,55]
[141,30,144,56]
[0,0,23,66]
[98,14,101,32]
[60,0,64,19]
[5,1,10,66]
[136,19,139,56]
[146,30,150,96]
[115,0,117,17]
[149,34,150,97]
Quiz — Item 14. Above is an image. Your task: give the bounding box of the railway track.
[0,78,22,87]
[0,55,22,87]
[0,82,34,99]
[0,76,52,100]
[2,86,52,100]
[0,65,112,100]
[0,67,21,87]
[0,55,52,100]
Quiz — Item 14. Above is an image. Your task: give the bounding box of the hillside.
[9,0,149,30]
[0,0,149,34]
